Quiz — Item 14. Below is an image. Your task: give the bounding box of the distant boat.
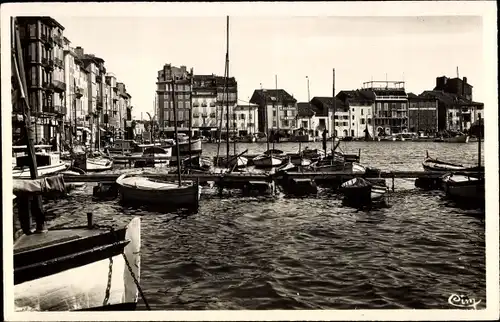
[442,173,484,204]
[134,146,172,168]
[73,153,113,172]
[434,134,469,143]
[217,155,248,168]
[422,152,483,173]
[116,173,201,210]
[12,148,68,179]
[340,177,388,206]
[312,161,366,174]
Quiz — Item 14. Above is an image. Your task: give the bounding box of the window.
[449,112,453,118]
[351,130,354,136]
[272,121,277,127]
[178,111,184,121]
[302,121,308,128]
[478,112,482,119]
[384,103,388,111]
[240,114,245,120]
[402,103,406,110]
[361,109,364,116]
[29,24,36,38]
[284,110,288,117]
[352,115,355,120]
[361,118,365,125]
[31,66,37,86]
[283,120,289,127]
[368,118,372,125]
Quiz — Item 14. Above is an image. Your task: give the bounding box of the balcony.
[52,80,66,93]
[193,114,200,118]
[43,81,54,93]
[281,116,296,120]
[201,113,208,117]
[42,58,54,71]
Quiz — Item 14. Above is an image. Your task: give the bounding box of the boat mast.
[478,114,481,171]
[332,68,336,152]
[12,17,46,232]
[188,67,193,166]
[171,79,182,186]
[225,16,230,163]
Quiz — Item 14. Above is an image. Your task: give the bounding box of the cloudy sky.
[3,3,494,119]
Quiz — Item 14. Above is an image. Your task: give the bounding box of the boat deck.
[14,228,108,255]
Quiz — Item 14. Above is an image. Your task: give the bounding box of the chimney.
[75,46,84,57]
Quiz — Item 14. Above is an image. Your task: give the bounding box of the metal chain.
[95,223,151,310]
[102,256,113,306]
[122,251,151,310]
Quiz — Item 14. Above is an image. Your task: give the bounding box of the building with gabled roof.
[250,89,298,135]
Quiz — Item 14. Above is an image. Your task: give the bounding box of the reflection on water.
[38,142,485,309]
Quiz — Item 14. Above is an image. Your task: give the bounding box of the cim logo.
[448,294,482,309]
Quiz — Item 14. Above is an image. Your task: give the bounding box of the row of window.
[271,110,296,117]
[158,83,191,91]
[271,120,295,128]
[375,103,407,111]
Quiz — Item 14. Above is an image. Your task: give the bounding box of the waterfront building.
[13,17,66,146]
[62,38,90,144]
[295,103,315,136]
[232,104,260,137]
[362,81,408,136]
[117,82,133,139]
[104,73,118,135]
[407,93,438,135]
[249,89,297,136]
[191,74,218,138]
[335,90,375,139]
[419,76,484,132]
[156,64,193,136]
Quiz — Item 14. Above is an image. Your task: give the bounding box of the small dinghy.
[340,177,388,207]
[252,154,283,168]
[116,173,201,210]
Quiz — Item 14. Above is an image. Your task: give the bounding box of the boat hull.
[14,218,141,311]
[174,139,202,155]
[117,175,201,209]
[442,174,485,203]
[443,135,469,143]
[84,158,114,172]
[252,155,283,168]
[12,162,68,179]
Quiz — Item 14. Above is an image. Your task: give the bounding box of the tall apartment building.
[156,64,193,135]
[232,104,259,137]
[13,16,66,146]
[191,74,218,138]
[216,76,238,136]
[249,89,297,135]
[104,73,118,133]
[117,82,133,139]
[362,81,408,136]
[62,38,90,143]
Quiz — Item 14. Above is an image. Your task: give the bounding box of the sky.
[52,15,484,119]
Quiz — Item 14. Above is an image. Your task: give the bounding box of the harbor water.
[40,141,485,309]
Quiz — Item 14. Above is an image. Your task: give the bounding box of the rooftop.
[297,103,315,117]
[420,90,483,107]
[250,89,297,105]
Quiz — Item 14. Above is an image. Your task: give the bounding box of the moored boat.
[443,134,469,143]
[13,149,68,179]
[340,177,388,206]
[134,146,172,168]
[441,173,484,205]
[252,154,283,168]
[74,154,114,172]
[116,173,201,210]
[422,152,483,173]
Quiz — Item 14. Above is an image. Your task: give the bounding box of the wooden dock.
[61,170,470,184]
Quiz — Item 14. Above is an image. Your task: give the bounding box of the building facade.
[407,93,438,135]
[249,89,297,135]
[62,38,90,144]
[362,81,408,136]
[232,104,259,136]
[216,76,238,136]
[156,64,193,135]
[13,17,66,146]
[191,74,218,137]
[335,90,375,139]
[420,76,484,132]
